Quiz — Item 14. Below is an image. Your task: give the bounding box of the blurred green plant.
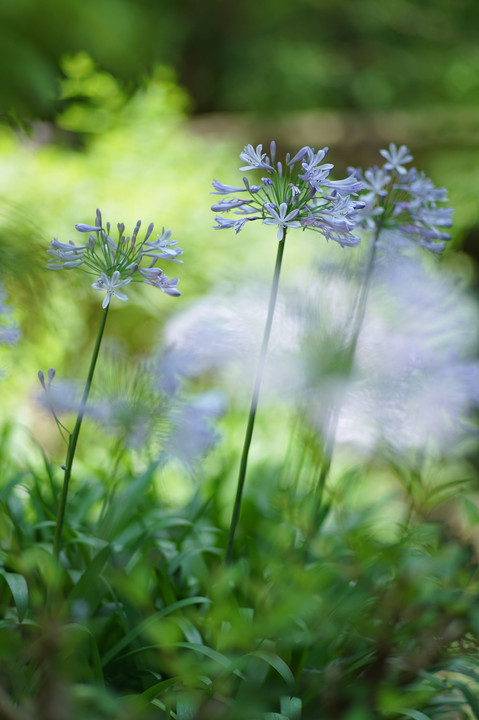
[0,35,478,719]
[1,0,478,119]
[1,415,479,718]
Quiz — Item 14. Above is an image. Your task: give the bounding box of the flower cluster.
[46,209,182,307]
[37,355,224,464]
[349,143,452,254]
[0,282,21,347]
[211,141,365,247]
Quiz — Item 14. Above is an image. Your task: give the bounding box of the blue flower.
[139,268,181,296]
[46,210,183,306]
[211,179,248,195]
[141,227,184,263]
[212,141,364,247]
[91,270,131,309]
[210,199,254,212]
[379,143,413,175]
[263,203,302,242]
[75,223,102,233]
[239,143,275,172]
[351,146,452,253]
[0,281,21,351]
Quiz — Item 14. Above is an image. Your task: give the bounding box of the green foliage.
[1,411,479,718]
[0,30,479,720]
[0,0,478,119]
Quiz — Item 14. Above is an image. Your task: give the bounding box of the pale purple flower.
[242,177,263,193]
[46,238,88,269]
[334,257,479,456]
[352,146,452,254]
[0,282,21,351]
[212,141,364,247]
[214,216,255,233]
[38,378,84,415]
[139,268,181,296]
[142,227,184,263]
[239,144,274,172]
[0,327,20,345]
[396,169,448,203]
[38,367,56,390]
[379,143,413,175]
[46,209,183,304]
[92,270,132,308]
[263,203,302,241]
[164,392,225,468]
[288,146,310,166]
[350,167,391,201]
[211,179,248,195]
[75,223,102,233]
[210,199,254,212]
[298,147,334,186]
[322,174,364,195]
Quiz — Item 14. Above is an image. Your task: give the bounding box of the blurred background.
[0,0,478,455]
[2,8,479,714]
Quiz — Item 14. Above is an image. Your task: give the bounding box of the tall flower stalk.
[52,305,109,560]
[225,234,286,565]
[44,209,182,560]
[212,141,364,563]
[307,143,453,539]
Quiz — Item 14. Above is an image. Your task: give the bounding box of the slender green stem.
[52,305,109,561]
[307,222,382,540]
[225,233,287,564]
[347,223,380,358]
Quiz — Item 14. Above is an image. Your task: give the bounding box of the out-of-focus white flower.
[0,281,21,379]
[36,351,225,464]
[161,281,304,404]
[333,257,479,456]
[162,255,479,460]
[163,391,225,469]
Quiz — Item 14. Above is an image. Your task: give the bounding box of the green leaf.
[0,474,25,501]
[115,641,245,682]
[462,497,479,524]
[167,546,222,575]
[398,709,432,720]
[280,696,302,720]
[448,680,479,720]
[168,616,203,645]
[248,651,295,687]
[67,544,112,610]
[66,623,104,685]
[447,660,479,684]
[134,677,180,702]
[0,570,28,621]
[99,467,156,541]
[170,642,238,670]
[177,694,197,720]
[101,596,211,667]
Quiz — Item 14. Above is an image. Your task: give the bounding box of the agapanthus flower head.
[350,144,452,254]
[46,210,183,306]
[212,141,365,248]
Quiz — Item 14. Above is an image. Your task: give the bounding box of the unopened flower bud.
[76,223,101,233]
